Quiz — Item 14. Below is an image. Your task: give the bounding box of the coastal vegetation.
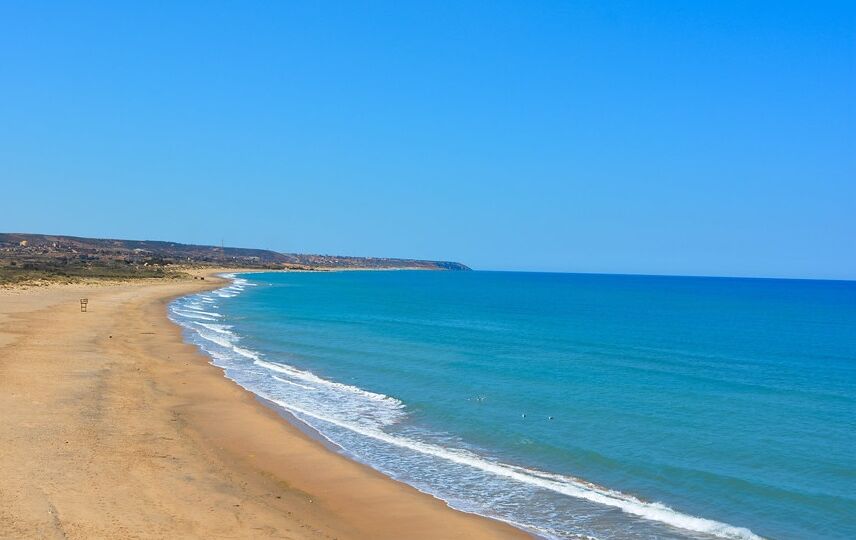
[0,232,469,286]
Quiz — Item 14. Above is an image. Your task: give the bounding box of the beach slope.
[0,276,523,539]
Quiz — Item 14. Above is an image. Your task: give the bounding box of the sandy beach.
[0,272,525,539]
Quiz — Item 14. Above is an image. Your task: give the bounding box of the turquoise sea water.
[169,271,856,539]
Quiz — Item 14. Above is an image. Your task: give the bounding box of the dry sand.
[0,272,526,539]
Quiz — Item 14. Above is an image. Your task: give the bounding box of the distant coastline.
[0,232,469,287]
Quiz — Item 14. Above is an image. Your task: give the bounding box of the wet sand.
[0,272,526,539]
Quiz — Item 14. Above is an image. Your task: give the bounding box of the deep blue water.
[170,271,856,539]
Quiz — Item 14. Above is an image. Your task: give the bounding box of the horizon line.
[6,231,852,283]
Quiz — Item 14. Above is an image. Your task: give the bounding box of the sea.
[168,270,856,540]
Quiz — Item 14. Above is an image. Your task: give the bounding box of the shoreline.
[183,271,544,534]
[0,270,526,539]
[179,272,767,540]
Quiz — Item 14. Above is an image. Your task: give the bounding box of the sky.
[1,1,854,279]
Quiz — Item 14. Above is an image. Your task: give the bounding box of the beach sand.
[0,272,526,539]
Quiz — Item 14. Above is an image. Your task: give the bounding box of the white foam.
[183,308,222,318]
[255,358,404,410]
[191,329,234,348]
[192,328,260,361]
[172,309,219,321]
[261,395,761,540]
[194,322,234,335]
[272,375,315,391]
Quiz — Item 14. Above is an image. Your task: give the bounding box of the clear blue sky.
[1,2,854,279]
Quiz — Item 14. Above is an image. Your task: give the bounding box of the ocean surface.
[169,271,856,539]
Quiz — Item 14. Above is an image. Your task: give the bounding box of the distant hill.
[0,233,470,272]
